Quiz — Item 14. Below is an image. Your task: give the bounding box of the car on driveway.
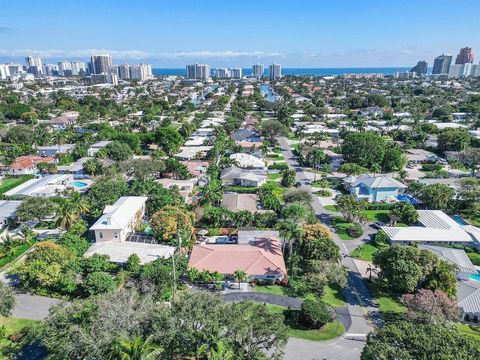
[372,221,386,229]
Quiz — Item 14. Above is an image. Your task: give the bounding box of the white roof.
[5,175,71,197]
[346,174,407,189]
[175,146,212,160]
[383,210,475,244]
[0,201,21,221]
[230,153,264,169]
[457,280,480,314]
[184,137,208,146]
[85,241,175,264]
[90,196,148,231]
[419,245,477,274]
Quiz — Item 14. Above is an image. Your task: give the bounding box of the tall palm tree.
[308,148,326,181]
[233,269,248,290]
[56,199,78,230]
[277,220,303,258]
[115,335,162,360]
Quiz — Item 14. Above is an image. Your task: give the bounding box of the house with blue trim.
[344,174,407,202]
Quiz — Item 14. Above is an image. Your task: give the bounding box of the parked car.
[295,181,302,188]
[372,221,386,229]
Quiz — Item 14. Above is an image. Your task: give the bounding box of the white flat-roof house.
[90,196,148,243]
[382,210,480,249]
[86,196,176,264]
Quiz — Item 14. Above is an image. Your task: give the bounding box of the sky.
[1,0,480,68]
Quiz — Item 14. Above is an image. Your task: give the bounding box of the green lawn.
[457,323,480,340]
[267,173,282,181]
[362,210,391,222]
[331,216,357,240]
[324,205,337,212]
[0,176,34,195]
[265,154,284,160]
[322,285,346,308]
[0,317,40,354]
[351,244,379,262]
[254,284,346,308]
[0,242,34,269]
[367,281,407,314]
[253,285,286,296]
[265,305,345,341]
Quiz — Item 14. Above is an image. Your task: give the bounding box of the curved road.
[279,137,379,360]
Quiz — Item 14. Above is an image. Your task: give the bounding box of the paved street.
[279,137,378,359]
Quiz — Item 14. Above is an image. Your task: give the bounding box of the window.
[99,232,103,239]
[114,232,118,239]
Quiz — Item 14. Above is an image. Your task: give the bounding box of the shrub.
[83,272,117,295]
[126,254,141,273]
[421,163,442,172]
[347,223,363,238]
[299,298,335,329]
[368,203,394,210]
[317,189,332,197]
[372,230,390,248]
[268,163,289,171]
[468,252,480,266]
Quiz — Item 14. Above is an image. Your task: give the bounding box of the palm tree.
[308,148,326,181]
[277,220,303,258]
[115,335,162,360]
[0,233,19,257]
[187,267,200,284]
[19,226,36,244]
[56,199,78,230]
[366,264,378,281]
[233,269,248,290]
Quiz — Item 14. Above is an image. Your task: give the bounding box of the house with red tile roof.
[8,156,55,175]
[188,236,287,282]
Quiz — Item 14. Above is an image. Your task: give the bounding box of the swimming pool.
[470,272,480,281]
[396,194,420,205]
[450,214,469,226]
[72,181,88,188]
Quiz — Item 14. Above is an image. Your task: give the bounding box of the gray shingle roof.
[457,280,480,314]
[419,245,477,275]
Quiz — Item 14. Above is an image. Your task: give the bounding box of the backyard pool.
[396,194,420,205]
[71,181,88,188]
[470,272,480,282]
[451,214,469,226]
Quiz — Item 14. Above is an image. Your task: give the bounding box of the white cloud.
[0,48,152,60]
[155,50,284,59]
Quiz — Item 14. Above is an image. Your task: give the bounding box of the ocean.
[152,67,412,77]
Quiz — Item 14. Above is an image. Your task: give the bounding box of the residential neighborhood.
[1,4,480,357]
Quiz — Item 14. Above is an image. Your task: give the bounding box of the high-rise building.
[252,63,264,78]
[129,64,152,81]
[432,54,453,75]
[455,47,474,65]
[230,68,242,79]
[71,61,87,76]
[44,64,59,77]
[90,54,112,74]
[118,64,130,80]
[25,56,43,76]
[410,60,428,76]
[269,63,281,80]
[0,64,10,80]
[471,64,480,78]
[58,61,72,76]
[186,63,211,80]
[449,63,473,78]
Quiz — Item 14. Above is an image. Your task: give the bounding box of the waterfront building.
[269,63,281,80]
[0,64,10,80]
[252,63,264,78]
[449,63,472,78]
[410,60,428,76]
[186,63,211,80]
[455,47,474,65]
[71,61,87,76]
[432,54,453,75]
[25,56,43,76]
[118,63,130,80]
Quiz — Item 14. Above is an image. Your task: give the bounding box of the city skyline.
[1,0,480,67]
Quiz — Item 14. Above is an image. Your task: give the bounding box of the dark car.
[295,181,302,188]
